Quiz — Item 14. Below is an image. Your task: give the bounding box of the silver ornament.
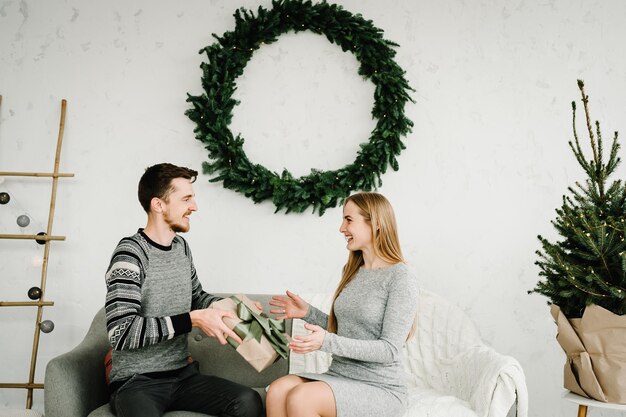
[17,214,30,227]
[40,320,55,333]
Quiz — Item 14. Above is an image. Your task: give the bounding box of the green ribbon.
[226,296,289,360]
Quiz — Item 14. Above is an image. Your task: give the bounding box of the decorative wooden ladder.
[0,95,73,408]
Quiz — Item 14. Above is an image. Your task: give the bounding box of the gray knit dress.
[298,263,419,417]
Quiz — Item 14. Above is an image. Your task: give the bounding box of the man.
[105,163,263,417]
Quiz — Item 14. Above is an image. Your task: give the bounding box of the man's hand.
[289,323,325,354]
[189,308,243,345]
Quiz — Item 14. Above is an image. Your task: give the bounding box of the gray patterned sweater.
[105,229,219,384]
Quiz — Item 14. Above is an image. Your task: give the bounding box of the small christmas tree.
[530,80,626,318]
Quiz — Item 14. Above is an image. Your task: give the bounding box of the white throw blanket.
[289,291,528,417]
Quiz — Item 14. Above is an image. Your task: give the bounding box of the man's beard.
[170,223,189,233]
[164,213,190,233]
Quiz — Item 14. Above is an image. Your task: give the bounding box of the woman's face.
[339,200,373,252]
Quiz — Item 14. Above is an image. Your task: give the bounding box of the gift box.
[551,304,626,404]
[211,294,289,372]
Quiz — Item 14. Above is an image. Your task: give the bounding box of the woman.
[267,192,419,417]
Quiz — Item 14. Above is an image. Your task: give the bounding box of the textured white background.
[1,0,625,415]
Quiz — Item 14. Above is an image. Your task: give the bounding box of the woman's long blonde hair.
[328,192,414,339]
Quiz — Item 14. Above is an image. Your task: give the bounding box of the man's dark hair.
[138,163,198,213]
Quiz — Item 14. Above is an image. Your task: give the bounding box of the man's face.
[160,177,197,233]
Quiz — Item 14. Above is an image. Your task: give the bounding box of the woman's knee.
[285,383,335,417]
[285,385,309,414]
[266,375,301,404]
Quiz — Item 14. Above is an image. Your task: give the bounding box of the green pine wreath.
[186,0,414,215]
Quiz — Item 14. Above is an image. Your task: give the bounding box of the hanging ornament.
[17,214,30,227]
[0,192,9,205]
[28,287,42,300]
[40,320,54,333]
[35,232,47,245]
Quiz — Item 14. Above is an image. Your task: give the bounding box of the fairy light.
[32,256,43,268]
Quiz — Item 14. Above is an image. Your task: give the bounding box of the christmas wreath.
[186,0,414,215]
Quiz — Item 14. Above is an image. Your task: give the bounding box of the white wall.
[1,0,625,415]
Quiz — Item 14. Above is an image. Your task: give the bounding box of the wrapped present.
[211,294,289,372]
[551,304,626,404]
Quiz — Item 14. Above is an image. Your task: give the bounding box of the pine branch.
[578,80,601,176]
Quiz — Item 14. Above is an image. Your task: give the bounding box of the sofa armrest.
[438,346,528,417]
[44,308,110,417]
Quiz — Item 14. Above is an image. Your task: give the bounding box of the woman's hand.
[289,323,325,354]
[269,290,309,320]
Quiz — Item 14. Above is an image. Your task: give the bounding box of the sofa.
[44,294,290,417]
[45,291,527,417]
